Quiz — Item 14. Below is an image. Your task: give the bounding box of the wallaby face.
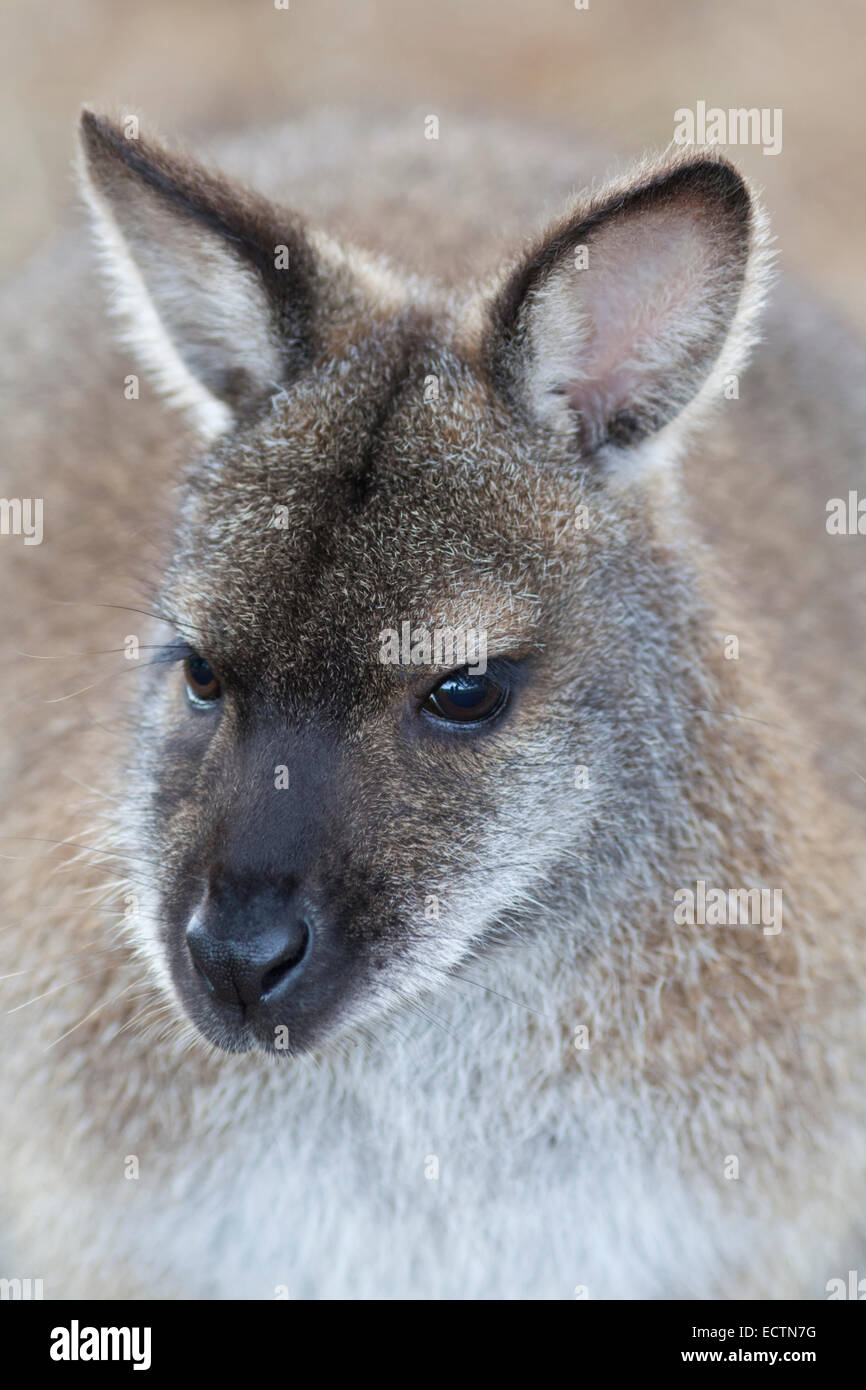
[2,105,864,1302]
[79,114,768,1058]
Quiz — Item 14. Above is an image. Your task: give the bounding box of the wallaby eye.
[423,670,507,724]
[184,654,221,707]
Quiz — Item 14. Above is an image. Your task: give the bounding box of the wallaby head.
[78,111,771,1059]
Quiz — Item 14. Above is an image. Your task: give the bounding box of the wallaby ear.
[78,110,318,439]
[482,153,770,463]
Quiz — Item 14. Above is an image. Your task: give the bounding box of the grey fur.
[0,110,862,1298]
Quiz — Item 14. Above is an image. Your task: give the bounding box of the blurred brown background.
[1,0,864,324]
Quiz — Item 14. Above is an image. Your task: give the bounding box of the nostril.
[186,881,315,1010]
[260,919,310,998]
[186,921,238,1004]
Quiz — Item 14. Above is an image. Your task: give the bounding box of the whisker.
[12,644,188,662]
[46,599,202,631]
[426,963,553,1021]
[0,904,124,935]
[6,965,121,1016]
[0,836,159,870]
[59,771,122,804]
[680,702,866,788]
[42,981,139,1052]
[0,946,127,981]
[114,995,172,1039]
[38,654,185,705]
[403,998,464,1045]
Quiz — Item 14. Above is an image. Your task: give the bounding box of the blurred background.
[1,0,864,324]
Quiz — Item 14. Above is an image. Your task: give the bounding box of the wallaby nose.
[186,881,311,1008]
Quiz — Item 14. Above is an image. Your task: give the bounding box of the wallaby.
[0,107,863,1300]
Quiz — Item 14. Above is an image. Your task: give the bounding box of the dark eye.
[184,654,221,706]
[423,670,507,724]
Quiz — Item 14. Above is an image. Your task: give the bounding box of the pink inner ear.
[545,207,722,438]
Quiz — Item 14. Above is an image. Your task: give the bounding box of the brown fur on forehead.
[161,318,584,695]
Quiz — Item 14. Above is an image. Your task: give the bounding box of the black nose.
[186,879,311,1009]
